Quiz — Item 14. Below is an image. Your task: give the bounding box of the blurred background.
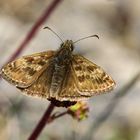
[0,0,140,140]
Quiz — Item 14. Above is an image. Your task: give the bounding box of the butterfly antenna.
[73,34,99,44]
[43,26,64,43]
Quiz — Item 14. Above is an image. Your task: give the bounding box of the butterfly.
[1,27,116,107]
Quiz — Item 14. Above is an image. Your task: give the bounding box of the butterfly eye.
[69,45,74,51]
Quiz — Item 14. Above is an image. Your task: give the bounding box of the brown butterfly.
[1,27,116,107]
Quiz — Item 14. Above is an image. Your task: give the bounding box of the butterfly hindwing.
[72,55,115,96]
[57,65,90,101]
[1,51,55,88]
[19,63,87,101]
[18,62,54,98]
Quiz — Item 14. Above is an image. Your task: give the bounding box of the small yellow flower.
[68,101,89,121]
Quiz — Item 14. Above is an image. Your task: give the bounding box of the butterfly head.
[60,40,74,52]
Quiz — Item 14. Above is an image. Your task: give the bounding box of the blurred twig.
[83,72,140,140]
[28,103,55,140]
[0,0,62,79]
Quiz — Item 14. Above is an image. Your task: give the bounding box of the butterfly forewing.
[72,55,115,96]
[1,51,55,88]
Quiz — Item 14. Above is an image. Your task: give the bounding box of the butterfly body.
[1,39,116,107]
[48,40,73,98]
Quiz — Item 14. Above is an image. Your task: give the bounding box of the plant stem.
[28,103,55,140]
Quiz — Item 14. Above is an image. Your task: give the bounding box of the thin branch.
[28,103,55,140]
[0,0,62,79]
[48,111,68,123]
[83,72,140,140]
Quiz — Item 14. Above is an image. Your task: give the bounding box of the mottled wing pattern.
[72,55,116,96]
[57,66,90,101]
[1,51,55,88]
[18,63,54,98]
[19,63,87,101]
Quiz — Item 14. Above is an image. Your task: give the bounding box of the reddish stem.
[28,103,55,140]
